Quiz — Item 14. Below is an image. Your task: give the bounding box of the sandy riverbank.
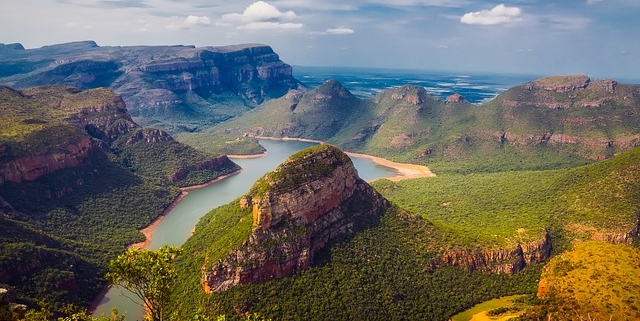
[344,152,435,181]
[227,152,267,159]
[128,169,242,250]
[240,136,436,181]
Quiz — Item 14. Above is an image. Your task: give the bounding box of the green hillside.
[184,76,640,174]
[167,145,640,320]
[0,85,238,310]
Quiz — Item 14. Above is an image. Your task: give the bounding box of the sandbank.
[227,152,267,159]
[345,152,435,181]
[249,136,436,181]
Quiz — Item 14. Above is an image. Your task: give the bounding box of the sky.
[1,0,639,79]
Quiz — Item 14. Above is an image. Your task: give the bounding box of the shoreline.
[227,152,267,159]
[129,169,242,249]
[91,138,432,313]
[89,169,243,313]
[344,151,435,181]
[246,136,436,181]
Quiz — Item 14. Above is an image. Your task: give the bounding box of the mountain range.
[0,41,302,134]
[1,42,639,320]
[189,74,640,174]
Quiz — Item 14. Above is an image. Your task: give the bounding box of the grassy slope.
[0,85,238,308]
[529,241,640,320]
[170,145,640,320]
[181,78,640,175]
[372,146,640,250]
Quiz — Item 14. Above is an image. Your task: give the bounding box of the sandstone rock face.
[445,93,465,103]
[201,145,389,292]
[438,231,552,274]
[0,135,98,184]
[0,42,303,131]
[591,220,640,244]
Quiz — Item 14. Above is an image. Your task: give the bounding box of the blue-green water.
[93,139,397,320]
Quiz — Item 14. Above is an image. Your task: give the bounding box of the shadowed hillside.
[0,85,239,309]
[0,41,303,134]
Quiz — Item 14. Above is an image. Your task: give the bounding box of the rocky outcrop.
[201,145,389,292]
[590,219,640,244]
[167,155,233,183]
[438,231,552,274]
[0,42,303,132]
[527,75,591,92]
[0,135,99,185]
[376,85,437,106]
[445,93,465,103]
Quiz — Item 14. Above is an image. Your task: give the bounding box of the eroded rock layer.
[201,145,389,292]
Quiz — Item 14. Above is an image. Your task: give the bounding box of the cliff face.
[0,84,238,192]
[201,145,389,292]
[0,42,303,133]
[438,232,552,274]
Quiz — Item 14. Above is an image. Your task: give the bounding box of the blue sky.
[2,0,639,79]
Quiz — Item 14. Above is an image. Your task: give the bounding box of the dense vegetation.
[0,85,240,312]
[166,144,640,320]
[170,205,541,321]
[373,145,640,248]
[111,129,240,187]
[182,77,640,175]
[0,156,180,308]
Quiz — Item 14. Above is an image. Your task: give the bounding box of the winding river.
[92,139,398,320]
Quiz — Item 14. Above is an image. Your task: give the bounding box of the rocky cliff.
[0,41,303,133]
[438,231,552,274]
[201,145,389,292]
[0,85,237,189]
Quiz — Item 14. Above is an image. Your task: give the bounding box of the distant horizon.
[5,38,639,83]
[2,1,639,80]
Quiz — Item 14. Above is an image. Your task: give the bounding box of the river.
[92,139,398,320]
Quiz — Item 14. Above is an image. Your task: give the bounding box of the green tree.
[106,246,182,321]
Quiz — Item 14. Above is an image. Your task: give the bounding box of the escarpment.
[438,231,552,274]
[201,145,390,293]
[0,85,238,189]
[0,42,303,132]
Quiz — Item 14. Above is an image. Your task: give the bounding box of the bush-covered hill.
[186,75,640,174]
[167,145,640,321]
[0,85,239,309]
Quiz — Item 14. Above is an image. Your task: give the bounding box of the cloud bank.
[220,1,302,30]
[460,4,522,25]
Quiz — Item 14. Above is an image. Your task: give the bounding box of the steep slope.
[372,145,640,274]
[0,41,303,133]
[197,145,389,292]
[201,75,640,174]
[528,241,640,320]
[171,146,639,321]
[0,85,238,308]
[169,145,552,320]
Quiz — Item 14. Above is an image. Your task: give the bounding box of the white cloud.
[219,1,302,30]
[167,15,211,30]
[586,0,604,4]
[325,27,354,35]
[368,0,468,7]
[460,4,522,25]
[221,1,296,23]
